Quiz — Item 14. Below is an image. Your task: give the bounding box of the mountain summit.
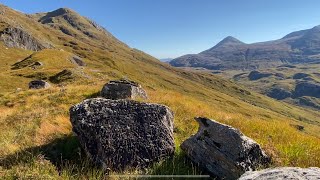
[170,25,320,70]
[213,36,245,47]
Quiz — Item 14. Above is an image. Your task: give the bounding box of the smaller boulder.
[28,80,50,89]
[101,79,148,100]
[239,167,320,180]
[290,124,305,131]
[181,117,270,179]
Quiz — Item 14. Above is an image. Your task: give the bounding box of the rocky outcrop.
[293,82,320,98]
[101,80,148,100]
[248,71,273,81]
[266,87,292,100]
[239,167,320,180]
[49,69,74,84]
[297,96,320,110]
[28,80,50,89]
[293,73,310,80]
[70,98,175,171]
[181,117,270,179]
[274,73,286,80]
[70,55,86,66]
[0,27,51,51]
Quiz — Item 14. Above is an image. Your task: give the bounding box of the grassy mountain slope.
[0,4,319,179]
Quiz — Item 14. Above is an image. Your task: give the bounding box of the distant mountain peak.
[200,36,245,54]
[50,7,77,16]
[216,36,244,46]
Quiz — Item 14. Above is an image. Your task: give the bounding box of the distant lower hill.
[159,58,173,62]
[170,26,320,70]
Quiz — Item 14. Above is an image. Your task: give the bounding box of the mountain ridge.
[171,25,320,70]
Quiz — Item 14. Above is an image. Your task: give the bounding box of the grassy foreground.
[0,82,319,179]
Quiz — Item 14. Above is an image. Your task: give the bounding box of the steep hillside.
[0,4,319,179]
[170,25,320,70]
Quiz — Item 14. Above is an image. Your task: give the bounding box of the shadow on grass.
[84,91,101,99]
[0,134,96,173]
[1,135,207,178]
[148,150,208,179]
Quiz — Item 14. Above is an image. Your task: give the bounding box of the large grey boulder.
[70,98,174,171]
[101,80,148,100]
[239,167,320,180]
[181,117,270,179]
[28,80,51,89]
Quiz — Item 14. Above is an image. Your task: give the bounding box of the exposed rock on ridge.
[0,27,51,51]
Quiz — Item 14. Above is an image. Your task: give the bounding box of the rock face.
[181,117,270,179]
[248,71,273,81]
[293,82,320,98]
[70,55,86,66]
[266,87,292,100]
[297,97,320,110]
[239,167,320,180]
[293,73,310,80]
[70,98,175,171]
[101,80,148,100]
[28,80,51,89]
[0,27,51,51]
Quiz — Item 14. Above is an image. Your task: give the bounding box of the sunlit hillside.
[0,4,319,179]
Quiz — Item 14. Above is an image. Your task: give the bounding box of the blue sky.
[1,0,320,59]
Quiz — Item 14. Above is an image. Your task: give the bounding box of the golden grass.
[36,115,71,144]
[148,89,320,167]
[0,83,320,179]
[0,5,319,178]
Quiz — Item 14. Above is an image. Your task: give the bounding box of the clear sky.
[1,0,320,59]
